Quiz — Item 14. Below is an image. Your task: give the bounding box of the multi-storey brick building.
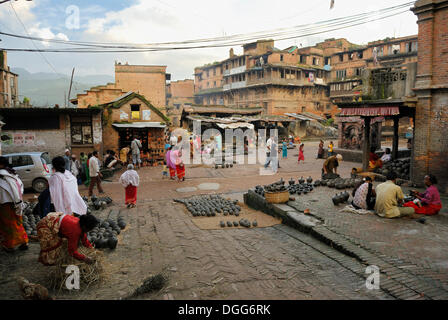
[329,35,418,103]
[0,51,19,108]
[194,40,340,118]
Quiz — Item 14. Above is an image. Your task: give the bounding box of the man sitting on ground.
[374,171,415,218]
[380,148,392,163]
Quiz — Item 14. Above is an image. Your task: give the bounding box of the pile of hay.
[48,243,106,290]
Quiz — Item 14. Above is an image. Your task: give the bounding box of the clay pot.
[332,194,341,206]
[342,191,350,202]
[306,176,313,184]
[299,176,305,184]
[289,178,295,186]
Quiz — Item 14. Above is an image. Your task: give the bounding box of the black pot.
[332,194,340,205]
[108,237,118,249]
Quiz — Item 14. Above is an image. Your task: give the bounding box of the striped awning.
[340,106,400,117]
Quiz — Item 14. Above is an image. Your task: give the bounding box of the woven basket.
[265,191,290,204]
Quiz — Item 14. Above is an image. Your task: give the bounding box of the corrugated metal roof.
[301,112,326,121]
[284,113,314,121]
[112,122,166,129]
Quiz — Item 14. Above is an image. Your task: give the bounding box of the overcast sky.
[0,0,418,80]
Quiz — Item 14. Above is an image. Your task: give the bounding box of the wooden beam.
[362,117,371,171]
[392,116,399,160]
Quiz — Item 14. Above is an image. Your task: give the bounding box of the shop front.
[113,122,166,164]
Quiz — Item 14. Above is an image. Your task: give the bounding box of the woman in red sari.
[37,213,98,265]
[404,174,442,215]
[172,149,185,182]
[119,164,140,208]
[166,146,176,180]
[0,157,28,252]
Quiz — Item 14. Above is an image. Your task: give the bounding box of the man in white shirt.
[88,151,104,197]
[380,148,392,163]
[131,137,142,169]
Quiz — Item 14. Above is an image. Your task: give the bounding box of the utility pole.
[67,67,75,107]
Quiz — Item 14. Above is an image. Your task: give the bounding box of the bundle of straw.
[48,242,106,290]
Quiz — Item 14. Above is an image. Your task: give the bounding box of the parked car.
[2,152,52,193]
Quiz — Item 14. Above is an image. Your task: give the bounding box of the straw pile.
[48,242,106,290]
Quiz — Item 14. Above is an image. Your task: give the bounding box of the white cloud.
[4,0,419,80]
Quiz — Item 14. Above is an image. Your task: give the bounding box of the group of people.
[58,149,104,200]
[351,171,442,218]
[368,147,392,171]
[0,155,99,265]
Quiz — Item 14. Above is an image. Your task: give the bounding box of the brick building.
[72,62,170,112]
[0,51,19,108]
[329,35,418,103]
[194,40,339,118]
[0,108,102,158]
[411,0,448,194]
[166,79,194,108]
[93,92,170,154]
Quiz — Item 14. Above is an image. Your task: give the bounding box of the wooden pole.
[67,67,75,107]
[392,116,399,160]
[362,117,371,171]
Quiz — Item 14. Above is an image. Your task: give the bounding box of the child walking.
[298,143,305,164]
[162,161,169,179]
[282,139,288,158]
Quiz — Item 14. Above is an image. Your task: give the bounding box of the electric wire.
[0,1,414,52]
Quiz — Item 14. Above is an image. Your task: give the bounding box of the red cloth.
[125,185,137,205]
[403,201,442,216]
[176,164,185,180]
[169,167,176,178]
[0,203,28,249]
[298,150,305,161]
[59,215,92,261]
[369,152,379,161]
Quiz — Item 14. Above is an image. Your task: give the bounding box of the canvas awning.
[340,106,400,117]
[216,122,254,130]
[112,122,166,129]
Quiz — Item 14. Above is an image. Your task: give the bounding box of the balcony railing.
[246,77,321,87]
[223,81,247,91]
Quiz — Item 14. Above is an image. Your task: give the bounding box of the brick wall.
[115,64,167,109]
[412,0,448,194]
[1,129,67,158]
